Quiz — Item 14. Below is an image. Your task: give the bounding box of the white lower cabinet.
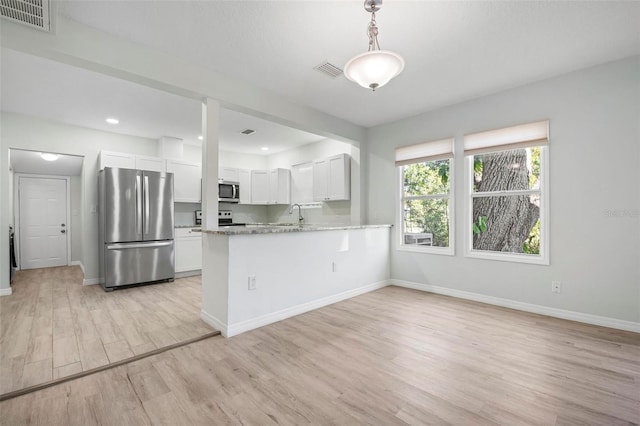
[175,228,202,273]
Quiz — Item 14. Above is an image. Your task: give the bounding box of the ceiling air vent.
[240,129,256,135]
[313,61,343,79]
[1,0,52,32]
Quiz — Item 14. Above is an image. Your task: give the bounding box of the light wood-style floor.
[1,285,638,425]
[0,266,213,395]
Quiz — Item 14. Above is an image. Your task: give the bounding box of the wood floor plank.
[1,266,213,396]
[2,284,639,425]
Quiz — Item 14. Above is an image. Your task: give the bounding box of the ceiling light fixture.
[40,153,59,162]
[106,117,119,124]
[198,136,203,140]
[261,147,269,151]
[344,0,404,91]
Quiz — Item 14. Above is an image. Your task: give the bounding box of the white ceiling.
[2,1,639,154]
[10,149,84,176]
[1,49,326,155]
[55,0,640,128]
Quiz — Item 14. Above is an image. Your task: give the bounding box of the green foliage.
[529,147,540,188]
[523,219,540,254]
[472,215,487,235]
[402,160,450,247]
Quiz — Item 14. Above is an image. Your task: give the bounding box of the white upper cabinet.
[135,155,164,172]
[100,151,135,170]
[238,169,251,204]
[100,151,164,172]
[166,159,202,203]
[269,168,291,205]
[219,167,239,182]
[291,162,314,204]
[313,154,350,201]
[251,168,290,205]
[250,170,269,205]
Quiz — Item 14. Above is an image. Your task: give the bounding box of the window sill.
[398,245,454,256]
[465,250,549,265]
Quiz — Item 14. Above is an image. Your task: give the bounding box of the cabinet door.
[175,236,202,272]
[274,168,291,205]
[291,162,313,204]
[238,169,251,204]
[135,156,164,172]
[327,154,350,200]
[312,159,328,201]
[100,151,135,170]
[166,160,202,203]
[219,167,239,182]
[268,169,279,204]
[251,170,269,205]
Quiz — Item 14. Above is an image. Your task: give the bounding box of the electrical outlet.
[248,276,257,291]
[551,281,561,293]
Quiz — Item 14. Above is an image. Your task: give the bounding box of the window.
[396,138,454,254]
[464,120,549,264]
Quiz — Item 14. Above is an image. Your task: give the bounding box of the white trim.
[207,280,390,338]
[82,278,100,286]
[175,270,201,279]
[0,287,13,296]
[200,310,228,337]
[70,260,85,274]
[14,174,72,269]
[397,160,455,255]
[464,146,549,265]
[392,279,640,333]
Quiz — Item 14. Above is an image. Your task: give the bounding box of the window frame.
[397,159,455,256]
[464,145,549,265]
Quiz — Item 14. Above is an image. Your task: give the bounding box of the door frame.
[14,174,71,270]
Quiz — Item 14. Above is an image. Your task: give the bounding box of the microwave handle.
[232,184,237,200]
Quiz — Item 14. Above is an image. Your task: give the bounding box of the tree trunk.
[473,149,539,252]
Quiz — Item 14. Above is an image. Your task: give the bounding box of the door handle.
[144,175,150,235]
[60,229,66,234]
[61,224,66,227]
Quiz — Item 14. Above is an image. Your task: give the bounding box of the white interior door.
[19,177,68,269]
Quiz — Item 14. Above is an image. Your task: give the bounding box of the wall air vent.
[1,0,52,32]
[240,129,256,135]
[313,61,344,79]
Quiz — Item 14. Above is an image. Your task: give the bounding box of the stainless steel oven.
[218,180,240,203]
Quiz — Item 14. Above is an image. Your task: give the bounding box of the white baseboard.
[83,278,100,286]
[0,287,13,296]
[69,260,85,274]
[218,280,390,338]
[200,310,228,337]
[175,270,202,279]
[392,279,640,333]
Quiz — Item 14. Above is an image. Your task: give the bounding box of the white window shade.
[464,120,549,156]
[395,138,454,166]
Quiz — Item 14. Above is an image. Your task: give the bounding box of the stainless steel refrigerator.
[99,167,175,291]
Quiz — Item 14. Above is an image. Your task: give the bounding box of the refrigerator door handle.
[107,241,173,250]
[136,174,143,236]
[144,175,150,235]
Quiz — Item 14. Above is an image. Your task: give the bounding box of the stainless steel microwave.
[218,180,240,203]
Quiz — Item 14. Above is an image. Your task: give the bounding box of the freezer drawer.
[104,240,175,288]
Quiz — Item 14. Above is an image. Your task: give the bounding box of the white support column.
[0,144,12,295]
[201,98,220,229]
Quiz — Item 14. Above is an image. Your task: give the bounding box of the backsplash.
[174,202,201,226]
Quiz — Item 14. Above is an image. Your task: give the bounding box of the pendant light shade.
[345,0,404,91]
[344,50,404,91]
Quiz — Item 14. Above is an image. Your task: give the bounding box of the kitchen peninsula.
[200,224,391,336]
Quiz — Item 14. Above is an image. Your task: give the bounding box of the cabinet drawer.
[175,227,202,238]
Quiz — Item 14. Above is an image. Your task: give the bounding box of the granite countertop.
[202,223,392,235]
[175,225,202,229]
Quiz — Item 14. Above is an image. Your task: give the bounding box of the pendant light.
[344,0,404,91]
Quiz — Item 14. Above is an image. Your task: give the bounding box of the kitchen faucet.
[289,203,304,224]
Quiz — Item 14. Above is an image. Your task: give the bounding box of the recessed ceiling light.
[261,147,269,151]
[198,136,203,140]
[41,153,59,161]
[106,117,119,124]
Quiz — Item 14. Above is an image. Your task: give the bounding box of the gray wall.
[1,113,159,282]
[366,56,640,323]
